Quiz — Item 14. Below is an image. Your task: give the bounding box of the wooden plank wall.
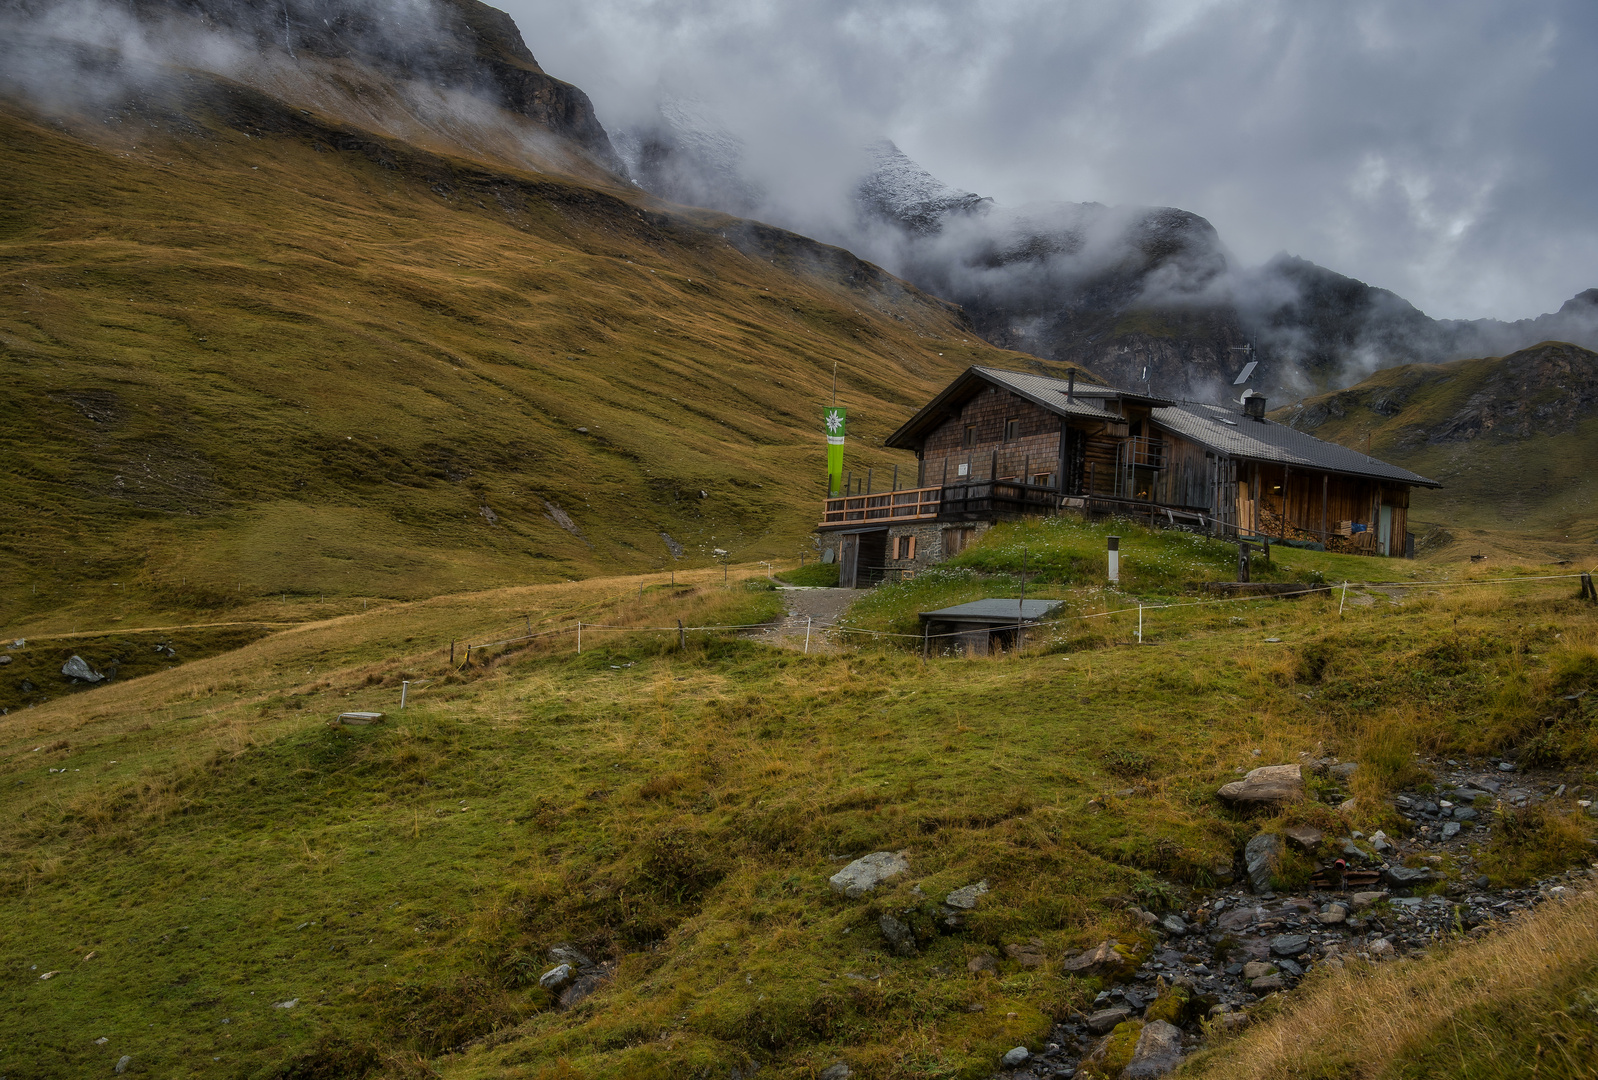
[1233,463,1410,554]
[918,387,1066,486]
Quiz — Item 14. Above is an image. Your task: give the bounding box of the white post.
[1137,605,1143,644]
[804,616,812,655]
[400,680,409,709]
[1107,535,1120,585]
[1339,582,1348,616]
[577,621,582,654]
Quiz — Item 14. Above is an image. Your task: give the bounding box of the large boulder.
[1218,764,1304,808]
[61,655,104,683]
[828,851,909,898]
[1122,1019,1184,1078]
[1244,833,1283,894]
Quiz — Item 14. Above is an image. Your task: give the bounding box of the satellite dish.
[1238,387,1257,406]
[1232,360,1258,386]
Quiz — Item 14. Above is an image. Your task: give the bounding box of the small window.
[957,462,970,477]
[895,535,917,560]
[962,423,978,448]
[1004,417,1021,441]
[1031,472,1054,487]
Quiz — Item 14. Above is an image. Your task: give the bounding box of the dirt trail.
[748,587,859,653]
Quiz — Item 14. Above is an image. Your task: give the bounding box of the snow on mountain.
[853,138,990,234]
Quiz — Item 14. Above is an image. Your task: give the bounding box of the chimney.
[1066,370,1076,403]
[1243,395,1267,421]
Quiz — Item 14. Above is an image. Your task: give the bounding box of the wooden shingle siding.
[918,386,1068,486]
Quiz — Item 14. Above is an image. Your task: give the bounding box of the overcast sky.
[499,0,1598,321]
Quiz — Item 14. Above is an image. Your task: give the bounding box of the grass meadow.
[3,519,1596,1079]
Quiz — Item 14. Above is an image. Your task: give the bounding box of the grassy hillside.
[3,524,1596,1079]
[0,70,1079,637]
[1279,342,1598,557]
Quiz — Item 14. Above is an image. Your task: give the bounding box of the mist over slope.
[1281,340,1598,537]
[0,0,1047,628]
[614,106,1598,404]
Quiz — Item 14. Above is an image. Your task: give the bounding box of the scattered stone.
[1004,941,1046,968]
[538,964,573,991]
[1244,833,1283,893]
[1270,934,1310,957]
[1368,938,1394,957]
[1498,761,1516,772]
[1218,764,1304,807]
[1283,825,1323,853]
[1087,1007,1133,1034]
[1350,891,1387,910]
[559,966,612,1009]
[1063,939,1140,981]
[115,1056,132,1075]
[1454,808,1479,822]
[549,944,594,970]
[61,655,103,683]
[1384,866,1438,888]
[944,880,989,909]
[880,914,918,956]
[1159,914,1188,936]
[819,1064,852,1080]
[0,655,10,665]
[1319,904,1348,924]
[1241,961,1275,979]
[1441,822,1462,840]
[1001,1046,1030,1068]
[1370,830,1393,854]
[1122,1019,1184,1078]
[829,851,909,898]
[1329,762,1358,781]
[1250,975,1285,992]
[1339,798,1357,813]
[968,953,998,975]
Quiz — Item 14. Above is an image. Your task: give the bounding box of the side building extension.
[817,366,1439,587]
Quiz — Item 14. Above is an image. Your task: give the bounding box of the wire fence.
[429,568,1598,682]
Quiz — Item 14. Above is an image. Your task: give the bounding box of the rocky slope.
[615,114,1598,406]
[1280,341,1598,534]
[0,0,625,180]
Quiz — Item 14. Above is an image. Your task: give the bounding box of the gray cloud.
[504,0,1598,321]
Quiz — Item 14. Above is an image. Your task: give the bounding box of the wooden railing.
[821,485,942,525]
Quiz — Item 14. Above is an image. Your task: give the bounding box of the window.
[895,535,917,560]
[1004,417,1021,441]
[962,423,978,448]
[1031,472,1055,488]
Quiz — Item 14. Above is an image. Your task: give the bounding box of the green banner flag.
[824,407,846,496]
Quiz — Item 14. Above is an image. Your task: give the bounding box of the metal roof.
[884,366,1170,449]
[1152,403,1441,487]
[919,598,1064,623]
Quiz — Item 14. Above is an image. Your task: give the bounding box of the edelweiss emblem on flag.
[825,410,844,433]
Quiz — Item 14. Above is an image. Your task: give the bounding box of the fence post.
[450,640,455,665]
[678,619,686,651]
[805,616,812,655]
[1137,605,1143,644]
[923,621,929,659]
[400,681,409,709]
[577,621,582,654]
[1339,581,1348,617]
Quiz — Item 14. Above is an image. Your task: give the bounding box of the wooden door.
[839,535,860,588]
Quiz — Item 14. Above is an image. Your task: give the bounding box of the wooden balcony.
[821,485,942,525]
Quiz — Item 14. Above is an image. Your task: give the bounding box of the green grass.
[3,555,1596,1078]
[774,563,840,588]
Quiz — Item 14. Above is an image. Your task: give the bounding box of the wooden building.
[818,367,1439,586]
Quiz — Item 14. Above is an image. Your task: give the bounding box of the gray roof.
[919,599,1064,623]
[884,365,1170,449]
[1153,403,1440,487]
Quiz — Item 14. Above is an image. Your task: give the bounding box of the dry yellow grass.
[1186,878,1598,1080]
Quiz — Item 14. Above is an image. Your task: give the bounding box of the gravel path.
[750,587,859,653]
